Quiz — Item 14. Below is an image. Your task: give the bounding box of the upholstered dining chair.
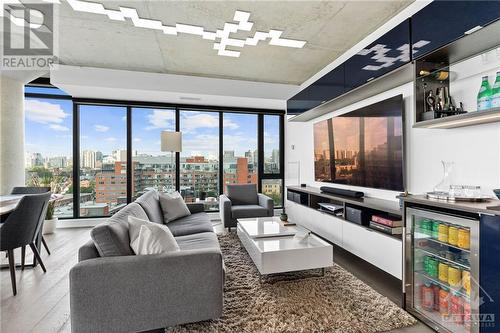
[11,187,52,256]
[10,186,51,195]
[0,192,51,295]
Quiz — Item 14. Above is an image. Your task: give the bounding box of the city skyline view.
[25,97,279,160]
[24,89,283,218]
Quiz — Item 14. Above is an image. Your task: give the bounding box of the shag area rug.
[166,233,416,333]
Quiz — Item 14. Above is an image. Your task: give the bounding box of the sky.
[24,95,280,160]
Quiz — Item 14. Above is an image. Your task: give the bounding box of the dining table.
[0,194,25,216]
[0,193,62,269]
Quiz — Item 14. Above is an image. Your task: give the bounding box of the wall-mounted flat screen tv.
[314,94,404,191]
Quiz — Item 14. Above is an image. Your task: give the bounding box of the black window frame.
[259,114,285,207]
[25,85,285,218]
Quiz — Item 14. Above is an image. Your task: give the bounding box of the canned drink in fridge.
[458,228,470,250]
[450,292,464,325]
[438,262,449,283]
[449,226,459,246]
[462,270,471,296]
[421,283,434,311]
[432,283,440,311]
[438,223,449,243]
[463,299,472,332]
[448,265,462,287]
[428,258,439,278]
[431,220,440,239]
[439,287,450,318]
[421,219,432,236]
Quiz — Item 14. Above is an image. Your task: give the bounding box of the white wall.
[286,70,500,201]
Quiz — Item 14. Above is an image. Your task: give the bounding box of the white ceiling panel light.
[40,0,307,58]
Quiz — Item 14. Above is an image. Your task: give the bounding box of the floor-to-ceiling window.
[263,115,281,174]
[261,115,284,206]
[79,105,127,217]
[132,107,176,200]
[222,113,258,193]
[24,84,285,217]
[180,110,220,211]
[24,87,74,218]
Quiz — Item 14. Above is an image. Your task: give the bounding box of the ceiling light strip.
[38,0,306,57]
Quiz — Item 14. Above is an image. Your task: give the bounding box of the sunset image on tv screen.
[314,119,331,182]
[313,95,404,191]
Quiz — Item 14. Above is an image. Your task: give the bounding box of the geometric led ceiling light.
[31,0,307,57]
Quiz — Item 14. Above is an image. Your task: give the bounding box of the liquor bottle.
[491,71,500,109]
[419,70,450,81]
[477,76,492,111]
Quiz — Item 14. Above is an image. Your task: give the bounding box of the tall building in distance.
[272,149,280,165]
[26,152,43,168]
[94,161,127,213]
[223,150,257,192]
[112,149,127,162]
[82,150,98,169]
[223,150,235,160]
[47,156,68,168]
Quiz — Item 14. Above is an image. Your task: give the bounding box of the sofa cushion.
[167,212,213,237]
[159,192,191,223]
[128,215,152,252]
[90,203,147,257]
[135,190,163,224]
[135,223,180,255]
[175,232,220,252]
[231,205,269,219]
[226,184,258,205]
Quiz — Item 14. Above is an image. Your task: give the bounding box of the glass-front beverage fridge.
[405,208,479,333]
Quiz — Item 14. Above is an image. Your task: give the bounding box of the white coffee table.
[237,216,333,277]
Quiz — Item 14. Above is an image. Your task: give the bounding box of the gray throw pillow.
[90,222,134,257]
[159,191,191,223]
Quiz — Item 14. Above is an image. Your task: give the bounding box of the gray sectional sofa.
[70,190,224,333]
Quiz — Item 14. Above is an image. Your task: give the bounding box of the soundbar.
[320,186,364,198]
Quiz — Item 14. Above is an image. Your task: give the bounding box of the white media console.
[286,186,403,279]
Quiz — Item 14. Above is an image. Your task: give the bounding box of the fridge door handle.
[401,227,406,293]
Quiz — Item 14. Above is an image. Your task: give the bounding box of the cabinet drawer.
[287,202,342,246]
[342,221,402,279]
[309,209,343,246]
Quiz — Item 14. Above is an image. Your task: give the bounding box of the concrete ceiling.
[57,0,413,85]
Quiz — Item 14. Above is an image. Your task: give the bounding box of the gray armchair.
[219,184,274,230]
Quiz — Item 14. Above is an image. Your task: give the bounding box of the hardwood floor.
[1,225,434,333]
[1,227,90,333]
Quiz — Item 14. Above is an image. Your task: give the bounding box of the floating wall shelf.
[412,107,500,129]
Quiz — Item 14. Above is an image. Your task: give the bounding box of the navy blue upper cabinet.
[412,1,500,59]
[345,19,410,91]
[287,64,345,115]
[287,2,500,115]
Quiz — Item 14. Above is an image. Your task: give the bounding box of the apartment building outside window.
[24,86,74,218]
[79,105,127,217]
[223,113,258,193]
[24,84,284,219]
